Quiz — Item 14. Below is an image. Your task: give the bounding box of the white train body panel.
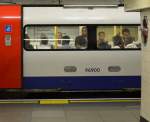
[23,7,140,25]
[23,51,141,77]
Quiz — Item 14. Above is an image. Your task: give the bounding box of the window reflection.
[24,25,141,50]
[97,26,141,49]
[24,26,88,50]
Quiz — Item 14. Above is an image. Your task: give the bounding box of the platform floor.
[0,102,140,122]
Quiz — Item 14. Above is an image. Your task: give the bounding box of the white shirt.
[37,45,51,49]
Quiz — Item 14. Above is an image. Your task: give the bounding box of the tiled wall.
[141,9,150,121]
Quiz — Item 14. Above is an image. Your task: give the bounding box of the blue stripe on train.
[23,76,141,90]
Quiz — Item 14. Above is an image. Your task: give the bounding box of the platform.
[0,102,140,122]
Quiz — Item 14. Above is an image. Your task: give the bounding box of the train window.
[97,25,141,50]
[24,25,88,50]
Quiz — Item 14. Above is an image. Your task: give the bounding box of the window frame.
[23,24,141,51]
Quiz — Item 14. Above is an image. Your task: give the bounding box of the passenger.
[61,35,71,49]
[97,31,111,49]
[57,32,63,45]
[113,32,124,49]
[122,28,134,47]
[75,26,88,49]
[25,34,34,49]
[37,33,51,49]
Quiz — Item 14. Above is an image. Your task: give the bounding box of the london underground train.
[0,4,141,91]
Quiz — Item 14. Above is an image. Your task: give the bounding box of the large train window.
[24,25,88,50]
[96,25,141,49]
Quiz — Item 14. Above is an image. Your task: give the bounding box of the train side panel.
[23,51,141,90]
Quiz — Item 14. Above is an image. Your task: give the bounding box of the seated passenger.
[57,32,63,45]
[113,33,124,49]
[37,33,51,49]
[122,28,134,47]
[61,35,71,49]
[25,34,34,49]
[97,31,111,49]
[75,27,88,49]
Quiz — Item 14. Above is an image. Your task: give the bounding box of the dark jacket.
[123,37,134,46]
[75,36,88,49]
[98,42,111,49]
[113,35,123,46]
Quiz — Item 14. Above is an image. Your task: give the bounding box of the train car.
[0,4,141,91]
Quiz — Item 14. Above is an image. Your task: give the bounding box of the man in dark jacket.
[113,32,124,49]
[97,31,111,49]
[75,26,88,49]
[122,28,134,47]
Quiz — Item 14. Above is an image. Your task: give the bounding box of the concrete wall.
[124,0,150,11]
[141,9,150,121]
[124,1,150,121]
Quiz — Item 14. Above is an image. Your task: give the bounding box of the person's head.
[81,26,88,37]
[116,32,121,36]
[40,33,48,45]
[62,35,70,45]
[122,28,130,39]
[144,16,147,20]
[98,31,106,42]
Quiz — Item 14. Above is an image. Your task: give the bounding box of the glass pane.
[24,25,88,50]
[97,25,141,49]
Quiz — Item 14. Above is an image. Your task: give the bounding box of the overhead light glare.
[64,4,118,9]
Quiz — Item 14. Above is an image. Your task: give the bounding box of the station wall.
[141,9,150,122]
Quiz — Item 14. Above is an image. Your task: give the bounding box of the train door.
[0,5,22,88]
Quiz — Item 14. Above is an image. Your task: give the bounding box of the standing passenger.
[57,32,63,45]
[97,32,111,49]
[122,28,134,47]
[113,32,124,49]
[75,27,88,49]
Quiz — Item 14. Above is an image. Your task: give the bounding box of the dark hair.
[25,34,30,39]
[82,26,87,31]
[122,28,130,34]
[62,35,70,45]
[113,35,122,46]
[98,31,105,36]
[143,16,148,28]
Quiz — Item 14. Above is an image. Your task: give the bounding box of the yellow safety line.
[0,101,38,104]
[70,99,141,103]
[40,100,69,104]
[0,99,141,104]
